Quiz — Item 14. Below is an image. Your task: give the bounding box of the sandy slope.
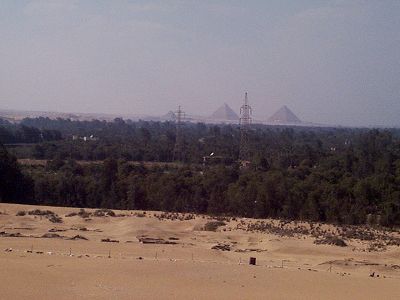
[0,203,399,299]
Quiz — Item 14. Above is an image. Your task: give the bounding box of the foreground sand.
[1,203,399,299]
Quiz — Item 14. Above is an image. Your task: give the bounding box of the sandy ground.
[1,203,399,299]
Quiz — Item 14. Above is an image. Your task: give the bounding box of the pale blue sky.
[0,1,399,126]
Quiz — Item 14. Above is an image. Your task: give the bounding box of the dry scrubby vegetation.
[154,212,195,221]
[101,238,119,243]
[236,219,400,250]
[137,236,178,245]
[65,208,121,218]
[16,209,63,223]
[0,230,88,241]
[203,221,226,232]
[314,236,347,247]
[5,207,400,251]
[2,118,400,228]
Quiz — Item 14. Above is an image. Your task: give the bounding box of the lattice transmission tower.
[173,105,185,162]
[239,92,252,162]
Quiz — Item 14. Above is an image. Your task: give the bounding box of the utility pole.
[239,92,252,162]
[173,105,185,162]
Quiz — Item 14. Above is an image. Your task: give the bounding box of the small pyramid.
[210,103,239,121]
[268,105,301,123]
[162,111,176,121]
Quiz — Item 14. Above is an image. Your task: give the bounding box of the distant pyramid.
[162,111,176,121]
[268,105,301,123]
[210,103,239,121]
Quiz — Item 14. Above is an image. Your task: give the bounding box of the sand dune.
[1,203,399,299]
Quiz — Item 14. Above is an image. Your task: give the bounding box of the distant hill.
[210,103,239,121]
[268,106,301,124]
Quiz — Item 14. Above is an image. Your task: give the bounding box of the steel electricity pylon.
[173,105,185,162]
[239,92,252,162]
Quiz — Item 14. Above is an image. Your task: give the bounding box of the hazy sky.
[1,1,399,126]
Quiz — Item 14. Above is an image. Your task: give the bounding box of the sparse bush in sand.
[101,238,119,243]
[314,235,347,247]
[215,216,231,222]
[69,235,88,241]
[28,209,56,216]
[16,210,26,216]
[78,209,92,218]
[135,212,146,218]
[41,233,63,239]
[94,209,116,217]
[66,209,93,218]
[203,221,226,232]
[368,242,387,252]
[48,214,63,223]
[27,209,63,223]
[211,243,231,251]
[154,212,195,221]
[65,211,78,217]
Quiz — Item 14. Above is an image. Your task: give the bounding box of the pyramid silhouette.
[161,111,176,121]
[268,105,301,123]
[210,103,239,121]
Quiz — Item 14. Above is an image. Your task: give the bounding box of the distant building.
[72,135,98,141]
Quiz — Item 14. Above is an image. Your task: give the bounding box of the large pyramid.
[210,103,239,121]
[161,111,176,121]
[268,105,301,124]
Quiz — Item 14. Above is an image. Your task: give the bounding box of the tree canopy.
[1,118,400,227]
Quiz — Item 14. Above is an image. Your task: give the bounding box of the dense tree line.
[1,117,400,227]
[0,144,34,203]
[21,153,399,227]
[0,119,62,144]
[10,117,400,166]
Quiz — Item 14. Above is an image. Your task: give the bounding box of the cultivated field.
[1,203,399,299]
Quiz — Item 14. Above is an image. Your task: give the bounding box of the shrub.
[48,214,63,223]
[65,212,78,217]
[78,209,92,218]
[101,238,119,243]
[94,209,116,217]
[314,235,347,247]
[203,221,226,232]
[26,209,62,223]
[70,235,88,241]
[28,209,55,216]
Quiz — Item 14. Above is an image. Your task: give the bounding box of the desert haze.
[1,203,399,299]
